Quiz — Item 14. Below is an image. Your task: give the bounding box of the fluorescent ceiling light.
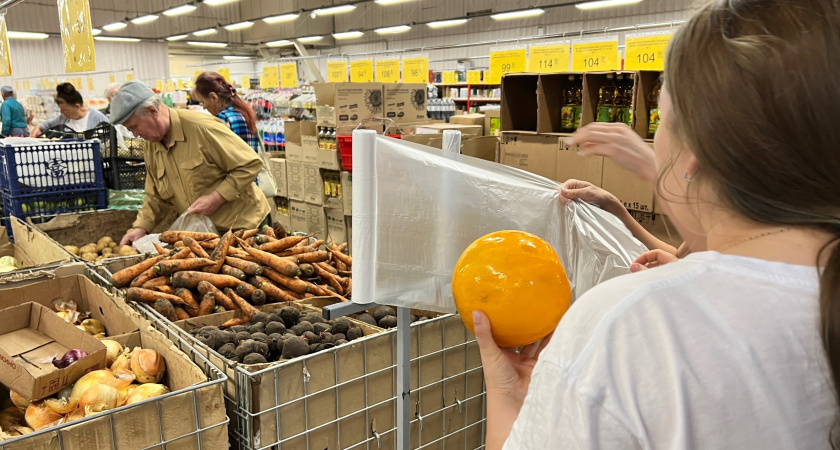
[223,55,252,60]
[95,36,141,42]
[490,8,545,20]
[204,0,239,4]
[166,34,189,41]
[374,0,414,4]
[224,21,253,30]
[193,28,217,36]
[187,41,228,47]
[263,13,299,23]
[332,30,364,39]
[102,21,127,31]
[313,4,356,15]
[297,35,323,42]
[427,18,468,28]
[6,31,49,39]
[374,25,411,34]
[163,4,197,16]
[91,28,101,35]
[266,39,293,47]
[131,14,159,24]
[576,0,643,9]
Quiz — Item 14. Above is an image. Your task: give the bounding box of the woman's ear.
[686,154,701,180]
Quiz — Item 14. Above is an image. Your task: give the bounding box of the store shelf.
[449,98,501,102]
[433,82,499,87]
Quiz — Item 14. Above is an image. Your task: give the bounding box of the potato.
[97,236,113,246]
[79,244,97,254]
[96,242,107,252]
[118,245,138,256]
[101,247,113,256]
[109,241,118,248]
[63,245,79,256]
[80,252,98,262]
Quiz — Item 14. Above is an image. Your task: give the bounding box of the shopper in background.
[109,81,270,246]
[101,82,121,116]
[478,1,840,448]
[31,83,108,137]
[191,71,259,152]
[0,86,29,137]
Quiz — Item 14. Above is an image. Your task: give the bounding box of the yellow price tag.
[108,74,116,83]
[156,80,164,91]
[375,59,400,83]
[280,63,298,88]
[24,80,30,91]
[126,72,134,81]
[52,78,58,88]
[74,77,83,88]
[624,33,671,71]
[86,77,94,91]
[350,60,373,82]
[241,76,250,89]
[166,80,174,92]
[327,61,348,82]
[528,43,570,73]
[402,57,428,83]
[488,48,527,84]
[466,70,482,84]
[13,81,18,91]
[441,71,458,84]
[262,65,279,88]
[217,67,230,82]
[177,79,185,90]
[572,39,618,72]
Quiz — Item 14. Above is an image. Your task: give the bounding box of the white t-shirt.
[66,110,90,132]
[505,251,835,449]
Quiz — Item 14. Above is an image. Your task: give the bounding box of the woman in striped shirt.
[192,71,259,152]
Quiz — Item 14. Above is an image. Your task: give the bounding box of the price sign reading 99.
[488,48,527,84]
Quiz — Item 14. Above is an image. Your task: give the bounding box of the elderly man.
[101,82,121,116]
[111,81,270,246]
[0,86,28,137]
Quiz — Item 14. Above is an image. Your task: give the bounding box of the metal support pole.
[396,306,412,450]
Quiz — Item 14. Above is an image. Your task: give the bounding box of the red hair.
[194,71,257,133]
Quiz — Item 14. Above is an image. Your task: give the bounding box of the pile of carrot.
[110,226,352,327]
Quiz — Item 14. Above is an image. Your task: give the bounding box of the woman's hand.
[30,127,42,138]
[567,123,657,182]
[560,179,623,215]
[631,249,679,272]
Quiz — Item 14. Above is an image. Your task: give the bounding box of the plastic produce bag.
[169,211,216,233]
[107,189,145,211]
[352,131,648,313]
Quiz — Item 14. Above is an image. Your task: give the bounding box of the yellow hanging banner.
[86,77,94,91]
[0,15,12,76]
[466,70,482,84]
[280,63,298,88]
[327,61,348,83]
[218,67,230,82]
[155,80,164,91]
[375,59,400,83]
[126,72,134,81]
[441,71,458,84]
[528,41,571,73]
[57,0,95,73]
[166,80,174,92]
[571,38,619,72]
[350,60,373,83]
[262,65,279,89]
[488,47,527,84]
[402,56,428,84]
[624,32,671,71]
[241,76,250,89]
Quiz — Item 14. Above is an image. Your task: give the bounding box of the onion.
[77,319,106,336]
[101,340,123,367]
[62,407,85,424]
[11,425,33,435]
[9,391,29,410]
[124,384,169,405]
[110,347,132,372]
[0,406,24,430]
[24,402,63,430]
[118,385,138,407]
[79,385,119,416]
[130,349,166,383]
[52,349,88,369]
[44,370,112,414]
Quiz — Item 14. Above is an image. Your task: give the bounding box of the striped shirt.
[217,105,258,153]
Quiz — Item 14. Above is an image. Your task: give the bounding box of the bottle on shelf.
[561,75,581,132]
[263,120,276,152]
[329,128,337,150]
[276,120,286,150]
[318,127,326,150]
[573,76,583,130]
[615,74,632,126]
[621,75,634,127]
[597,74,618,123]
[648,79,662,137]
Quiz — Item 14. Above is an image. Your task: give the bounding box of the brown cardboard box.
[601,141,655,212]
[400,134,444,148]
[0,302,107,400]
[0,217,72,271]
[307,203,327,239]
[341,171,352,214]
[484,109,501,136]
[316,105,336,128]
[268,158,288,198]
[415,123,483,136]
[285,121,319,164]
[289,200,307,233]
[383,83,427,123]
[633,70,663,139]
[500,73,539,132]
[461,136,499,162]
[325,207,347,244]
[286,161,305,201]
[322,169,343,211]
[537,73,582,133]
[500,132,603,185]
[581,71,638,133]
[314,83,384,128]
[557,134,603,186]
[449,113,485,129]
[303,164,323,205]
[631,211,682,248]
[274,197,292,232]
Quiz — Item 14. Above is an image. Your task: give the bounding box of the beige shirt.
[133,107,270,232]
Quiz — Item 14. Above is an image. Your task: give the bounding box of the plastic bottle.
[597,74,618,123]
[276,120,286,149]
[573,76,583,130]
[621,75,634,127]
[264,120,276,152]
[560,75,580,132]
[447,98,456,122]
[648,79,662,137]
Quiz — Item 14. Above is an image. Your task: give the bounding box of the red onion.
[52,349,87,369]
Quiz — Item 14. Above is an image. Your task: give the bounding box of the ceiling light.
[427,18,469,28]
[313,5,356,15]
[131,14,159,24]
[166,34,189,41]
[204,0,239,5]
[7,31,49,39]
[263,13,300,23]
[102,21,127,31]
[95,36,141,42]
[332,30,364,39]
[374,25,411,34]
[223,55,252,60]
[374,0,414,4]
[490,8,545,20]
[576,0,643,9]
[91,28,101,35]
[297,35,323,42]
[187,41,228,47]
[193,28,217,36]
[163,4,197,16]
[224,21,254,30]
[266,39,293,47]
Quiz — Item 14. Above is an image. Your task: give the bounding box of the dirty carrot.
[197,281,238,311]
[154,285,176,295]
[130,267,158,288]
[251,289,266,306]
[171,271,243,289]
[160,231,219,244]
[258,234,310,253]
[173,306,191,321]
[126,287,184,305]
[224,288,259,319]
[182,236,210,259]
[153,243,168,255]
[199,239,219,250]
[236,237,301,278]
[205,231,234,273]
[111,255,166,288]
[154,258,215,276]
[261,268,310,294]
[315,262,338,275]
[141,277,170,289]
[221,265,246,280]
[224,256,264,276]
[313,264,344,295]
[170,247,193,260]
[199,293,215,316]
[261,225,276,239]
[328,243,353,267]
[221,316,251,327]
[253,234,276,245]
[235,282,257,299]
[174,241,186,249]
[249,276,298,303]
[337,243,348,252]
[241,228,260,239]
[295,251,330,264]
[175,288,200,316]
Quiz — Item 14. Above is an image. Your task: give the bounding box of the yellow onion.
[0,406,24,430]
[79,385,119,416]
[24,402,63,431]
[61,407,84,424]
[11,425,33,435]
[110,347,132,373]
[124,384,169,405]
[118,385,138,407]
[101,340,123,369]
[9,391,29,410]
[130,349,166,383]
[44,370,113,414]
[77,319,106,336]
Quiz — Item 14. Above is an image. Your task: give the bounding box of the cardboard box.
[0,218,72,272]
[275,197,292,232]
[500,73,539,132]
[303,164,323,206]
[0,302,106,400]
[557,135,603,186]
[325,207,347,245]
[484,109,501,136]
[600,143,655,212]
[341,171,352,214]
[314,83,384,129]
[631,212,682,248]
[415,123,483,136]
[537,73,582,133]
[306,203,327,239]
[500,132,602,185]
[633,70,663,139]
[581,71,637,132]
[289,201,308,234]
[316,105,336,128]
[286,161,305,201]
[401,134,444,148]
[316,145,341,171]
[285,121,319,165]
[269,158,288,198]
[303,166,343,210]
[383,83,427,123]
[449,113,485,129]
[461,136,499,162]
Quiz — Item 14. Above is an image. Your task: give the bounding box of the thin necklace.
[717,227,791,253]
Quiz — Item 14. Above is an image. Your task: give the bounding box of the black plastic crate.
[1,188,107,242]
[103,158,146,190]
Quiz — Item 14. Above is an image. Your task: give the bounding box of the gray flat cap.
[110,80,155,125]
[0,86,12,95]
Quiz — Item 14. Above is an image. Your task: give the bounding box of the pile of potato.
[64,236,139,264]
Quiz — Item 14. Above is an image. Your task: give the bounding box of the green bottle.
[597,74,617,123]
[560,75,580,132]
[648,79,661,137]
[573,76,583,130]
[618,74,634,126]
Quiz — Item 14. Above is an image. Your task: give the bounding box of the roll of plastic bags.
[352,130,647,313]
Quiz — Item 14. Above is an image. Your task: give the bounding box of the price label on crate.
[241,76,250,89]
[376,59,400,83]
[466,70,482,84]
[441,71,458,84]
[350,60,373,82]
[327,60,348,82]
[262,65,279,88]
[280,63,298,88]
[218,67,230,82]
[572,37,618,72]
[402,56,428,83]
[528,41,571,73]
[624,32,671,71]
[488,47,526,84]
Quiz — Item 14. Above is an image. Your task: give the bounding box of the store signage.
[375,58,400,83]
[327,60,348,82]
[528,41,571,73]
[441,71,458,84]
[218,67,230,82]
[57,0,95,72]
[350,59,374,83]
[241,76,250,89]
[571,36,619,72]
[624,31,671,71]
[0,15,11,76]
[488,46,526,84]
[280,63,298,88]
[262,65,279,88]
[466,70,482,84]
[402,56,428,83]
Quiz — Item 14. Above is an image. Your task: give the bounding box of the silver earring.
[684,172,697,182]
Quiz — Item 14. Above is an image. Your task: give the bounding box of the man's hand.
[187,191,226,217]
[120,227,147,246]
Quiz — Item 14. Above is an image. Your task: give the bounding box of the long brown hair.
[664,0,840,444]
[194,71,257,133]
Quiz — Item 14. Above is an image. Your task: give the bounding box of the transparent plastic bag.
[352,130,648,313]
[169,211,217,233]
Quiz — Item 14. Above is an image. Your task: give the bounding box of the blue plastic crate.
[1,188,107,242]
[0,139,105,197]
